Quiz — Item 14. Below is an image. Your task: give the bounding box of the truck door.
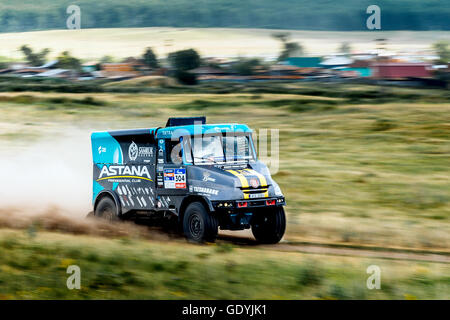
[105,132,157,212]
[156,137,188,209]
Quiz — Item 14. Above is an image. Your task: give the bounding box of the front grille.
[242,187,269,199]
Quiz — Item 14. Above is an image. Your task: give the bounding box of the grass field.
[0,82,448,250]
[0,28,447,60]
[0,229,448,299]
[0,82,448,299]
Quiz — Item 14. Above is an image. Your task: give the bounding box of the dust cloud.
[0,129,92,218]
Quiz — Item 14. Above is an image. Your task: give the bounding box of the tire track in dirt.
[217,231,450,264]
[1,208,448,264]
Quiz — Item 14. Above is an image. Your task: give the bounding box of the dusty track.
[1,208,448,264]
[217,231,450,264]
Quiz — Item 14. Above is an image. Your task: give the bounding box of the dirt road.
[218,230,450,264]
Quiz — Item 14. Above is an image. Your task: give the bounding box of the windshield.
[186,134,255,164]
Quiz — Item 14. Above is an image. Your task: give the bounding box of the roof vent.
[165,117,206,127]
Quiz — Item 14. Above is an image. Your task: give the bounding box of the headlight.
[216,201,234,208]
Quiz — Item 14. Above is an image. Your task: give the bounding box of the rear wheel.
[183,202,218,242]
[252,207,286,244]
[94,197,118,222]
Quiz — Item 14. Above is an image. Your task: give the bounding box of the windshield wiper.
[194,155,222,164]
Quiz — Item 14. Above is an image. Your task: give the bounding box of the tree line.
[0,0,448,32]
[13,37,450,85]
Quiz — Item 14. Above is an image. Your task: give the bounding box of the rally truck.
[91,117,286,243]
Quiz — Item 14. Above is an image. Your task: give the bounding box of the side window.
[166,139,182,164]
[183,137,193,163]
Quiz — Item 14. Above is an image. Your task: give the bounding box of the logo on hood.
[250,178,259,188]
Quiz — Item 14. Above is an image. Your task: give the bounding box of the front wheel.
[183,202,218,243]
[252,207,286,244]
[94,197,119,222]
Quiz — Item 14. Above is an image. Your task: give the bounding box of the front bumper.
[211,197,286,230]
[212,197,285,211]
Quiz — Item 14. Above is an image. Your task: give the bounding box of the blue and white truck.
[91,117,286,243]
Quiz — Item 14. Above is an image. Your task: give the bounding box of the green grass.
[0,83,449,250]
[0,82,449,299]
[0,230,448,299]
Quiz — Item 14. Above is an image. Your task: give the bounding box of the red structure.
[371,63,432,79]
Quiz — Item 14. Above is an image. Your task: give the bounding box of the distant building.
[12,68,48,77]
[339,60,372,77]
[36,69,72,78]
[320,56,353,68]
[188,66,230,81]
[285,57,322,68]
[99,63,140,79]
[82,61,99,73]
[371,63,432,79]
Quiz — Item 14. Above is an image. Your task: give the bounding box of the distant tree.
[272,32,304,61]
[174,70,198,85]
[56,51,81,71]
[168,49,201,71]
[272,32,290,44]
[100,55,114,63]
[433,41,450,64]
[19,45,50,66]
[232,58,262,76]
[142,47,159,68]
[168,49,201,84]
[339,42,352,55]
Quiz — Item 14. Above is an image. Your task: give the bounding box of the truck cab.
[91,117,286,243]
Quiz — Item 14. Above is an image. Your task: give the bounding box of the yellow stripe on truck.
[227,169,249,188]
[245,169,268,187]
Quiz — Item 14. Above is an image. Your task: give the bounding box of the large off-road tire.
[183,202,218,243]
[94,197,119,222]
[251,206,286,244]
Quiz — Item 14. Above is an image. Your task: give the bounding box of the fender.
[178,195,215,222]
[94,190,122,217]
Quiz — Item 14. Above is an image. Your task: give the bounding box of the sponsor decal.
[175,168,186,189]
[98,146,106,154]
[97,165,152,181]
[138,146,154,158]
[164,168,186,189]
[128,141,139,161]
[192,186,219,196]
[202,171,216,182]
[129,141,154,161]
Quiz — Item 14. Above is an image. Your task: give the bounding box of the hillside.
[0,0,448,32]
